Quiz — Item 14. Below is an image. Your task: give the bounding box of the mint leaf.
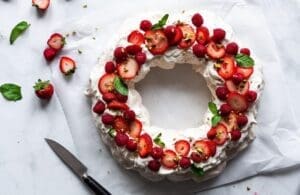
[191,164,204,176]
[153,133,165,148]
[235,54,254,68]
[211,115,221,127]
[10,21,30,44]
[208,102,218,115]
[108,128,116,138]
[0,83,22,101]
[113,77,128,96]
[151,14,169,30]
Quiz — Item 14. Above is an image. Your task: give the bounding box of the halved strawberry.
[161,150,178,169]
[221,112,238,133]
[236,67,253,79]
[98,73,116,94]
[144,30,169,55]
[164,25,183,46]
[127,30,145,46]
[217,56,236,80]
[225,80,250,95]
[174,140,190,156]
[129,119,142,138]
[206,41,225,59]
[206,140,217,156]
[59,56,76,75]
[213,123,228,145]
[178,24,196,49]
[227,92,248,112]
[196,26,209,45]
[47,33,65,50]
[193,140,211,160]
[138,133,153,158]
[107,100,129,111]
[117,58,139,80]
[32,0,50,11]
[113,116,129,133]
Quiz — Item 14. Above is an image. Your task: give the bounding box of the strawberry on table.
[117,58,139,80]
[226,92,248,112]
[144,30,169,55]
[59,56,76,75]
[33,79,54,100]
[174,140,190,156]
[206,41,225,59]
[161,150,178,169]
[43,47,57,61]
[127,30,145,46]
[32,0,50,11]
[138,133,153,158]
[47,33,65,51]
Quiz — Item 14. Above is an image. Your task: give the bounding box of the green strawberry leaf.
[113,77,128,96]
[10,21,30,44]
[151,14,169,30]
[153,133,165,148]
[235,54,254,68]
[191,164,204,177]
[211,115,221,127]
[208,102,218,115]
[0,83,22,101]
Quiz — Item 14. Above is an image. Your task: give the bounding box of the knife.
[45,138,111,195]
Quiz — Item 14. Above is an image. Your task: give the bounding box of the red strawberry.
[237,114,248,127]
[212,28,226,43]
[33,79,54,99]
[174,140,190,156]
[225,42,239,55]
[192,44,206,57]
[207,127,217,139]
[231,130,242,141]
[92,100,105,115]
[227,92,248,112]
[245,90,257,103]
[164,25,183,46]
[240,48,251,56]
[213,124,228,145]
[127,30,145,46]
[138,133,153,158]
[196,26,209,45]
[129,119,142,138]
[101,113,115,125]
[43,47,57,61]
[126,139,138,152]
[107,100,129,111]
[221,112,238,133]
[219,103,232,117]
[216,86,229,101]
[191,13,203,27]
[151,147,164,159]
[140,20,152,31]
[47,33,65,51]
[225,80,249,95]
[105,61,116,73]
[115,93,128,103]
[179,157,191,169]
[135,52,147,65]
[123,110,136,122]
[161,150,178,169]
[98,74,116,94]
[125,45,142,55]
[117,58,139,80]
[236,67,253,79]
[148,160,161,172]
[144,30,169,55]
[114,132,129,147]
[113,116,129,133]
[206,140,217,156]
[232,73,244,85]
[102,92,116,103]
[191,152,203,163]
[206,42,225,59]
[217,56,235,79]
[114,47,127,62]
[193,140,211,160]
[178,24,196,49]
[32,0,50,11]
[59,56,76,75]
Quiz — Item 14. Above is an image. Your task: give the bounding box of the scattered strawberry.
[47,33,65,50]
[232,73,244,85]
[219,103,232,117]
[129,119,142,138]
[221,112,238,133]
[207,127,217,139]
[102,92,117,103]
[114,47,128,62]
[140,20,152,31]
[216,86,229,101]
[174,140,190,156]
[231,130,241,141]
[32,0,50,11]
[225,80,249,95]
[193,140,211,160]
[151,147,164,159]
[126,139,138,152]
[213,124,228,145]
[125,45,142,55]
[161,150,178,169]
[59,56,76,75]
[92,100,105,115]
[206,41,225,59]
[191,152,203,163]
[135,52,147,65]
[192,43,206,57]
[123,110,136,122]
[148,160,161,172]
[178,24,196,49]
[236,67,253,79]
[117,58,139,80]
[138,133,153,158]
[144,30,169,55]
[245,90,257,103]
[227,92,248,112]
[217,56,235,79]
[191,13,203,27]
[212,28,226,42]
[113,116,129,133]
[101,113,115,125]
[33,79,54,99]
[196,26,209,45]
[98,73,116,94]
[108,100,129,111]
[240,48,251,56]
[127,30,145,46]
[237,114,248,127]
[115,92,128,103]
[114,132,129,147]
[43,47,57,61]
[225,42,239,55]
[206,140,217,156]
[164,25,183,46]
[179,157,191,169]
[105,61,116,73]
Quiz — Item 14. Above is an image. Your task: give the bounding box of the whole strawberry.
[33,79,54,99]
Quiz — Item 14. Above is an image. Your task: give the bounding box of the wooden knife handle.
[82,174,111,195]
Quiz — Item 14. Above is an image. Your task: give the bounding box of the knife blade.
[45,138,111,195]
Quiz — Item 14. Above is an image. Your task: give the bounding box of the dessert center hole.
[136,64,210,129]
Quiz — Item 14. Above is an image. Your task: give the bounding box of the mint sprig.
[113,77,128,96]
[0,83,22,101]
[235,54,254,68]
[208,102,221,126]
[153,133,165,148]
[191,164,204,177]
[151,14,169,30]
[10,21,30,44]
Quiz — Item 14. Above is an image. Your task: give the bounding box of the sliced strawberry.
[107,100,129,111]
[32,0,50,11]
[144,30,169,55]
[47,33,65,50]
[174,140,190,156]
[117,58,139,80]
[98,73,116,94]
[193,140,211,160]
[161,150,178,169]
[213,123,228,145]
[217,56,236,80]
[59,56,76,75]
[127,30,145,46]
[225,80,250,95]
[196,26,209,45]
[206,140,217,156]
[129,119,142,138]
[164,25,183,46]
[113,116,129,133]
[227,92,248,112]
[138,133,153,158]
[178,24,196,49]
[236,67,254,79]
[206,41,225,59]
[221,112,238,133]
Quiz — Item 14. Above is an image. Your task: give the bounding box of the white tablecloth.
[0,0,300,194]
